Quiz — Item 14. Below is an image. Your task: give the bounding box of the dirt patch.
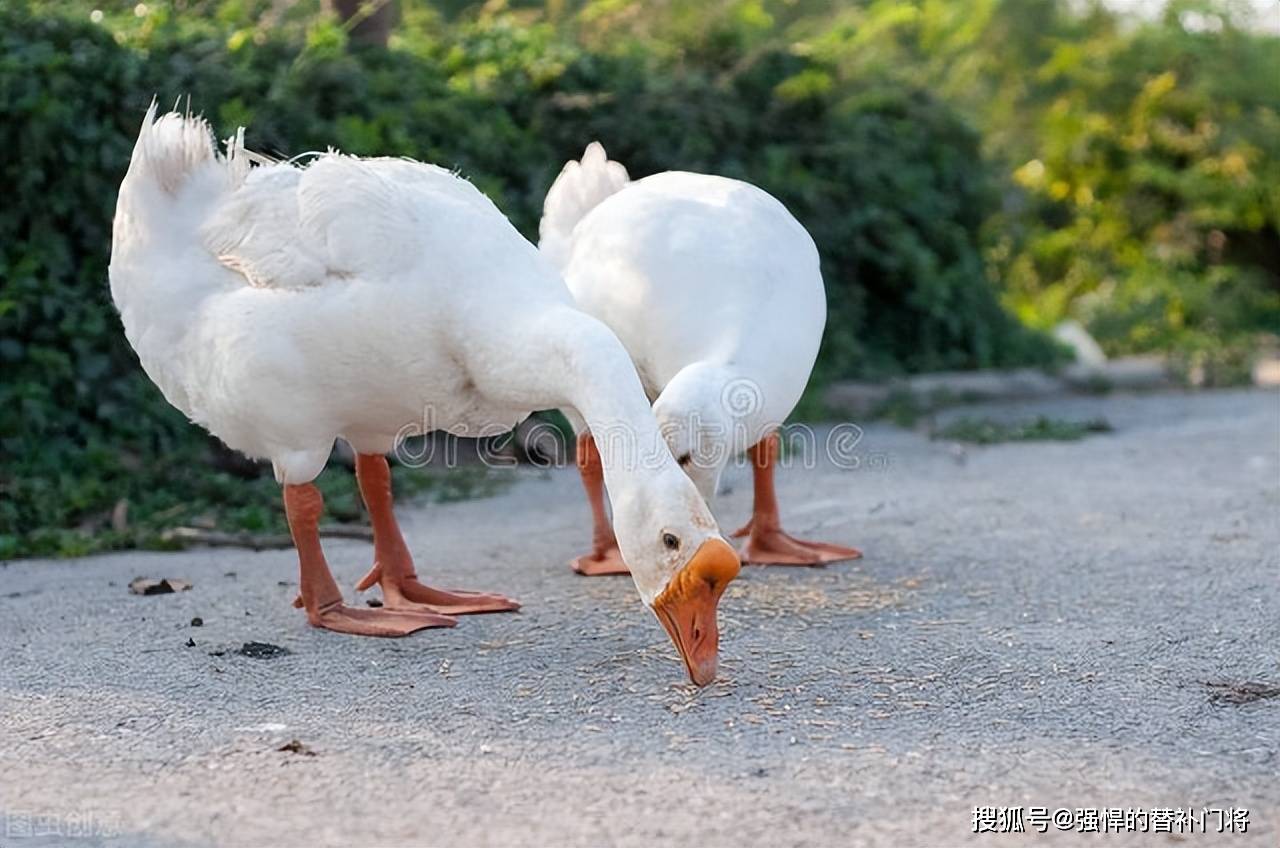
[1205,681,1280,705]
[128,577,192,595]
[237,642,292,660]
[277,739,317,756]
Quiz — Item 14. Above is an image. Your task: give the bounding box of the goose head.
[609,464,740,686]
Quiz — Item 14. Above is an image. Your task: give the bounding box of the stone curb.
[823,355,1178,418]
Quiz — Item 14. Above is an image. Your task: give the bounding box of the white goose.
[109,107,739,685]
[540,143,862,574]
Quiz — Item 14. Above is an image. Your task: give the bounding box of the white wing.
[202,165,329,288]
[201,155,501,288]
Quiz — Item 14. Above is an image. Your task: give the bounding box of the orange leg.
[731,433,862,566]
[569,433,629,576]
[352,453,519,614]
[284,483,454,635]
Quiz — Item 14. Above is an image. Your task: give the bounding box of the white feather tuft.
[538,142,630,270]
[136,102,221,194]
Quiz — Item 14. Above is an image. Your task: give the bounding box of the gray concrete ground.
[1,389,1277,848]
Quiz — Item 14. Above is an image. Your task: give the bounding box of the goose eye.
[676,452,691,467]
[662,533,680,551]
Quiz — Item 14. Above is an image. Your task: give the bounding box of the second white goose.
[540,143,863,574]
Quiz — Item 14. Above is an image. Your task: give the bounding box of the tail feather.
[127,101,251,196]
[110,102,254,319]
[136,101,215,193]
[538,142,629,270]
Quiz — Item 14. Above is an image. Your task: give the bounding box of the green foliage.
[2,446,504,560]
[0,8,192,557]
[790,0,1280,363]
[993,6,1280,367]
[933,415,1113,444]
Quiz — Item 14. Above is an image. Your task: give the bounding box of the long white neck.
[490,305,680,495]
[562,323,678,497]
[470,302,714,604]
[465,298,691,507]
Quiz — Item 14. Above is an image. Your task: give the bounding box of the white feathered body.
[111,108,582,484]
[544,156,827,450]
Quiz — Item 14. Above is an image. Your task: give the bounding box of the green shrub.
[0,8,193,557]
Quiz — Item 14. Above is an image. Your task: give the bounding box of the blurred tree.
[759,0,1279,368]
[331,0,398,46]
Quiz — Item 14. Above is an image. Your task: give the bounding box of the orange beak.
[651,537,741,686]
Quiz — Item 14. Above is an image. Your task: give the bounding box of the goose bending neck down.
[109,106,739,685]
[540,142,863,573]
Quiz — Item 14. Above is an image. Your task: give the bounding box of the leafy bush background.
[1,0,1276,557]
